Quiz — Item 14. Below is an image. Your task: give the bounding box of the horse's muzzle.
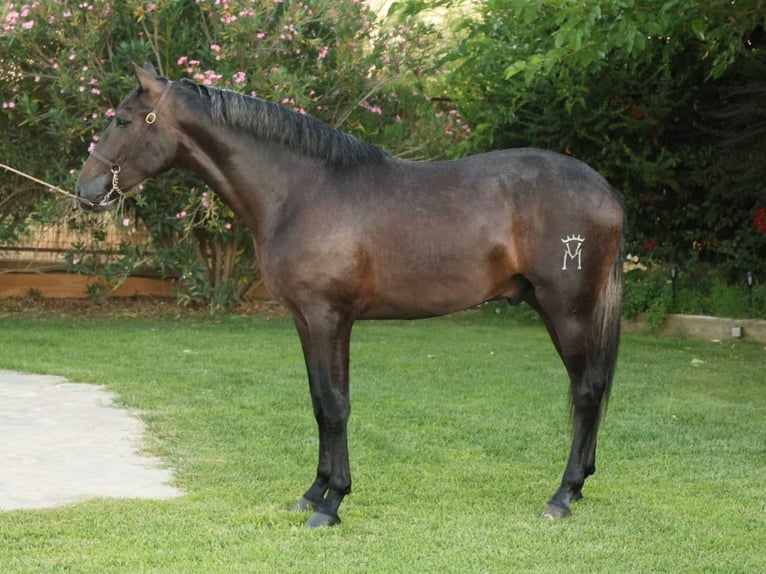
[75,179,112,212]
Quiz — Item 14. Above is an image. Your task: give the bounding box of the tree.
[445,0,766,276]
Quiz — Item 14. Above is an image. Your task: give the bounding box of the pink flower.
[177,56,188,66]
[256,31,266,39]
[359,100,383,115]
[211,44,221,53]
[21,20,34,30]
[233,71,246,85]
[105,108,115,117]
[122,218,131,227]
[318,46,329,60]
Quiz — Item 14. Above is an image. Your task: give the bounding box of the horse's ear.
[132,61,161,93]
[141,61,158,75]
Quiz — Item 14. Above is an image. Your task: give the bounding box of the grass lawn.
[0,306,764,573]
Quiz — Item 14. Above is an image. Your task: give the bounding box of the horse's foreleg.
[289,318,331,512]
[293,310,353,528]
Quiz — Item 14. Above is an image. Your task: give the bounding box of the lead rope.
[0,161,95,207]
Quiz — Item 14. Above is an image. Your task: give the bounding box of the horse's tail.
[587,230,624,419]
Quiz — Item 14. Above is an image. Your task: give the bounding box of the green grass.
[0,309,764,573]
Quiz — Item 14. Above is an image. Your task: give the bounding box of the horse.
[76,63,624,528]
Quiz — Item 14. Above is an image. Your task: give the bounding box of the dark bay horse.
[77,63,624,527]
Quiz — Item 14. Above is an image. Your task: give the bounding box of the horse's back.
[448,148,619,210]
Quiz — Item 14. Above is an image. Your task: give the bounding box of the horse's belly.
[358,267,497,320]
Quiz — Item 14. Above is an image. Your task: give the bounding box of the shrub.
[623,257,765,324]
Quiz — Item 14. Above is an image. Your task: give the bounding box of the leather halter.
[89,80,174,206]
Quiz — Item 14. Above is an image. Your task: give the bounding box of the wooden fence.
[0,216,175,299]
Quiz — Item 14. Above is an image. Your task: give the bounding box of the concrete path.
[0,370,182,511]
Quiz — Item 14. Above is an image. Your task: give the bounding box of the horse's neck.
[176,123,329,244]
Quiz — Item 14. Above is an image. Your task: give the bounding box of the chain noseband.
[89,80,173,208]
[89,150,122,205]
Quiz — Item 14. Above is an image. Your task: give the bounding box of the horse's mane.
[179,79,388,167]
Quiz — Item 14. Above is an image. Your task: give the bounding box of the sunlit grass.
[0,309,764,572]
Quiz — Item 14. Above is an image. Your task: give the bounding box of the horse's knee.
[319,397,350,431]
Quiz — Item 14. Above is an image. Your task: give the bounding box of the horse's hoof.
[305,511,341,528]
[541,503,571,519]
[288,497,319,513]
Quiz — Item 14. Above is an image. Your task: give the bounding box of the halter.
[89,80,174,207]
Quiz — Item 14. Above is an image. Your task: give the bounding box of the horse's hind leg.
[528,291,614,519]
[549,318,606,518]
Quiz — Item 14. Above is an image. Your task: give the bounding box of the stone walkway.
[0,370,182,510]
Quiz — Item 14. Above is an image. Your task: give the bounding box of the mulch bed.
[0,296,287,320]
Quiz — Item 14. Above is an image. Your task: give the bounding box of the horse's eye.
[115,117,131,128]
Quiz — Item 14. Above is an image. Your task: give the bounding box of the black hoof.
[305,511,341,528]
[288,497,319,513]
[541,503,571,519]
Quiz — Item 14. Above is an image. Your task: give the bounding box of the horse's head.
[76,63,178,211]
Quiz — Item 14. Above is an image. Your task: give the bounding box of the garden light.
[669,265,678,302]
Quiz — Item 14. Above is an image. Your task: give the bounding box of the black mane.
[179,79,387,167]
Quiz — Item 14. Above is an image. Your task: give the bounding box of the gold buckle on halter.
[145,112,157,124]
